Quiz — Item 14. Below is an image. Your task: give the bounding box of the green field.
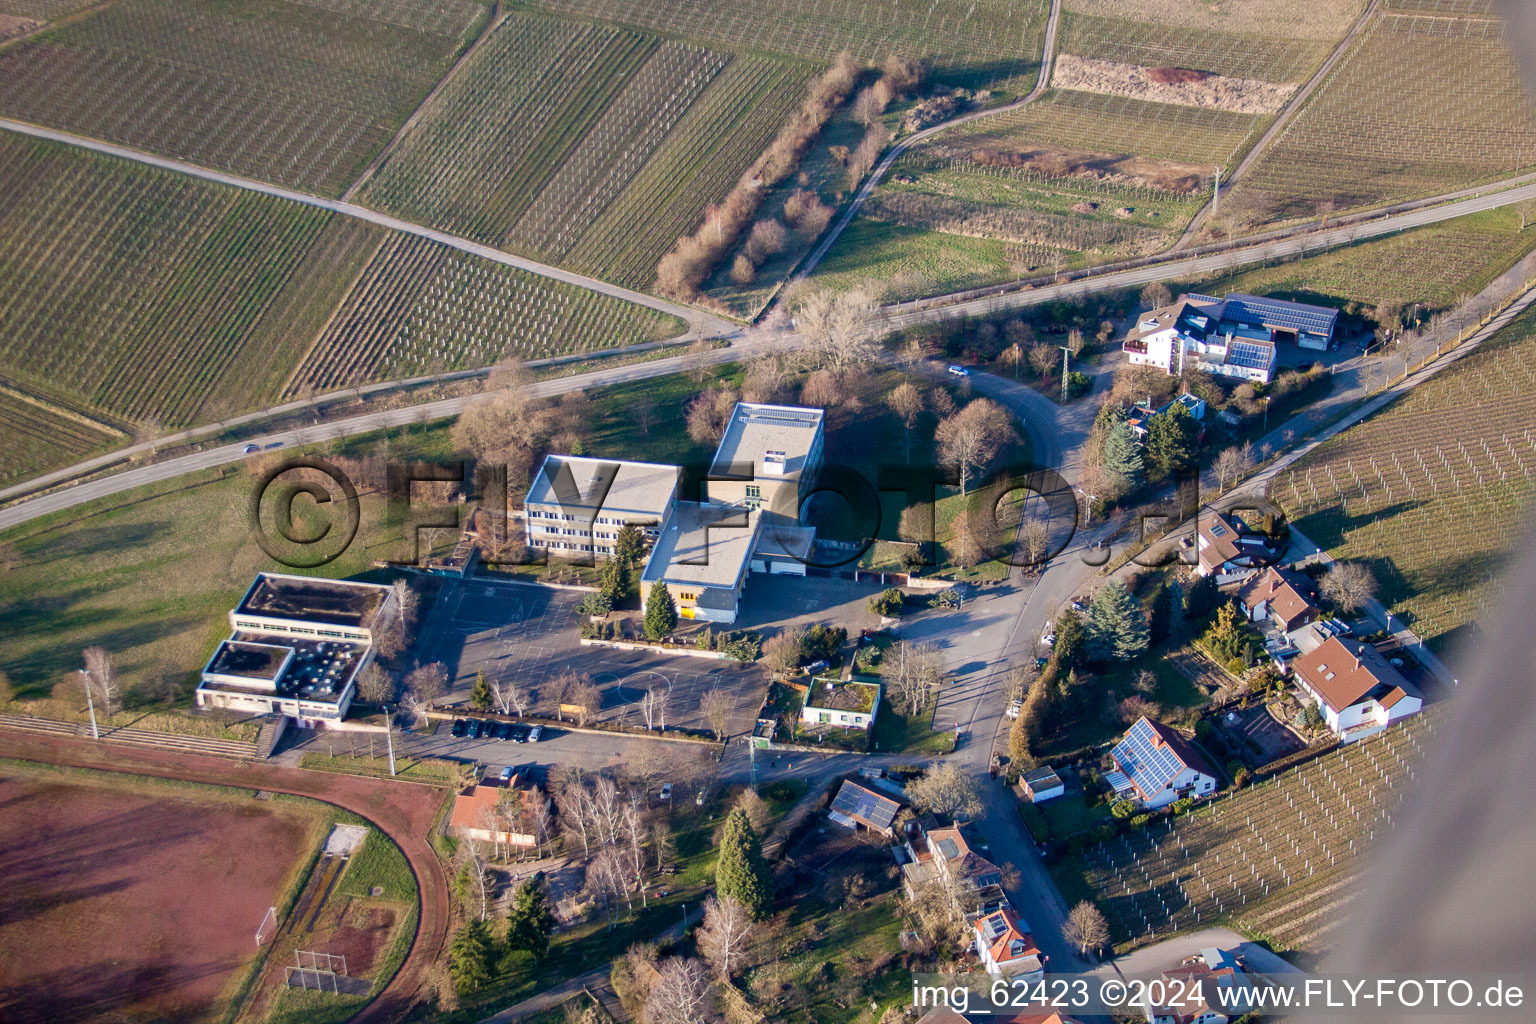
[1270,307,1536,652]
[1228,9,1536,222]
[0,0,487,195]
[0,130,684,482]
[530,0,1052,90]
[360,8,812,290]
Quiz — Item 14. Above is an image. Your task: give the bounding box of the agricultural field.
[0,0,487,195]
[1059,715,1435,956]
[1226,9,1536,223]
[1062,0,1368,41]
[0,765,332,1024]
[530,0,1052,91]
[1270,308,1536,652]
[0,130,684,483]
[359,9,811,290]
[1183,206,1536,321]
[1056,9,1338,85]
[281,235,684,397]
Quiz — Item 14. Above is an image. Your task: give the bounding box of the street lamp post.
[1263,395,1271,432]
[383,704,397,777]
[1060,346,1071,402]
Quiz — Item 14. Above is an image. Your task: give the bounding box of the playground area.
[0,768,325,1024]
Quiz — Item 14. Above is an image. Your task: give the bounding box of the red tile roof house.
[1195,512,1278,577]
[1292,636,1423,743]
[449,770,550,851]
[1106,717,1219,810]
[1141,947,1252,1024]
[900,823,1009,919]
[971,906,1045,979]
[1237,565,1320,633]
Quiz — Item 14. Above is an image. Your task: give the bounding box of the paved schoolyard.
[417,576,768,738]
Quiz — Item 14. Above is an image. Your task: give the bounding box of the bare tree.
[1020,517,1051,569]
[732,788,773,835]
[645,957,714,1024]
[1062,900,1110,955]
[696,895,754,979]
[700,688,734,741]
[935,398,1015,495]
[1027,342,1057,378]
[800,368,842,408]
[878,640,945,716]
[1213,441,1256,491]
[685,386,739,445]
[640,686,666,731]
[585,846,631,922]
[887,381,924,461]
[761,625,805,677]
[565,678,602,727]
[489,675,530,717]
[81,646,119,718]
[949,509,985,569]
[355,663,395,705]
[1320,560,1378,615]
[792,283,883,376]
[905,760,983,820]
[405,662,447,707]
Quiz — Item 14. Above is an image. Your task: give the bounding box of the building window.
[745,484,761,498]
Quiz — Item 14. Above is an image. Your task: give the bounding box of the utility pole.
[384,705,397,777]
[79,669,99,740]
[1213,165,1223,216]
[1060,346,1071,402]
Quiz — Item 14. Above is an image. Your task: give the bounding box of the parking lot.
[416,577,768,738]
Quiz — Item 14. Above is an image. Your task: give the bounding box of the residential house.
[1127,393,1207,441]
[972,907,1045,979]
[1292,636,1423,743]
[449,769,550,851]
[1020,765,1065,803]
[1237,566,1320,633]
[900,822,1008,919]
[1107,717,1219,810]
[1196,511,1278,577]
[828,779,902,836]
[800,676,881,731]
[1123,292,1336,384]
[1141,947,1252,1024]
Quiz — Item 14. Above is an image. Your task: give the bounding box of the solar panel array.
[1223,293,1339,337]
[1112,719,1188,797]
[831,781,898,829]
[1228,340,1275,370]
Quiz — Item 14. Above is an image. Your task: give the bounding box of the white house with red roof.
[1107,717,1219,810]
[1141,947,1252,1024]
[1236,566,1320,633]
[972,906,1045,978]
[1291,636,1422,743]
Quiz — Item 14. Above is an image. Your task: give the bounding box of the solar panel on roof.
[1222,294,1337,335]
[1228,341,1273,370]
[1113,719,1188,795]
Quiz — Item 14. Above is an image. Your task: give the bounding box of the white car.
[659,783,672,801]
[947,365,970,377]
[1006,700,1022,720]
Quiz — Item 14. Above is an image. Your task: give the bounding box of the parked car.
[493,721,512,740]
[242,443,260,454]
[451,718,468,737]
[659,783,673,801]
[465,720,482,739]
[499,766,514,783]
[947,364,970,377]
[527,726,543,743]
[1006,699,1022,720]
[511,724,529,743]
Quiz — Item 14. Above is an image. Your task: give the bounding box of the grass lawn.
[812,218,1024,302]
[336,828,418,904]
[1036,654,1205,758]
[871,701,956,755]
[300,750,465,786]
[1039,793,1109,840]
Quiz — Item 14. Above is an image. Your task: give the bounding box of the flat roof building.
[707,402,825,523]
[199,574,395,725]
[524,455,680,561]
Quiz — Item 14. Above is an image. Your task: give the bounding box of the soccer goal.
[284,966,339,993]
[254,906,279,947]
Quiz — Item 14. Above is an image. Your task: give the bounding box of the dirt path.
[0,730,452,1024]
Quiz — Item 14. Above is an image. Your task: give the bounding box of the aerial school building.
[524,402,825,624]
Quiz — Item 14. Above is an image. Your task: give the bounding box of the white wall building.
[1291,636,1423,743]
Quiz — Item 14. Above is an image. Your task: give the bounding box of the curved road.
[0,729,452,1024]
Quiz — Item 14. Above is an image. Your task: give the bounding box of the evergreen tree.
[643,582,677,640]
[600,555,629,607]
[1084,580,1150,662]
[1182,573,1217,619]
[1148,580,1178,644]
[614,523,645,567]
[1100,419,1145,487]
[505,879,556,962]
[714,808,773,919]
[469,671,492,711]
[1052,609,1086,668]
[1145,402,1197,475]
[448,920,496,993]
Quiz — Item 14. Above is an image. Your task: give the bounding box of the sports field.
[0,768,328,1024]
[0,0,486,195]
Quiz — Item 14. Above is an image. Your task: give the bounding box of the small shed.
[1020,765,1065,803]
